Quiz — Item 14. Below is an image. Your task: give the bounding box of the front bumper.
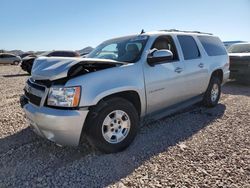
[23,103,89,146]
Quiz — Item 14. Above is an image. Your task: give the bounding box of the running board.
[143,95,203,123]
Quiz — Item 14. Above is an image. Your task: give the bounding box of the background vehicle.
[21,50,80,74]
[223,41,246,49]
[0,53,21,65]
[20,52,35,59]
[228,42,250,84]
[21,30,229,153]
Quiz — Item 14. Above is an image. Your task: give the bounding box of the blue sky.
[0,0,249,51]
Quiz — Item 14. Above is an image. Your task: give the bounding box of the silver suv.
[21,30,229,153]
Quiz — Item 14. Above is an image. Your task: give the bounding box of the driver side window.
[151,36,179,61]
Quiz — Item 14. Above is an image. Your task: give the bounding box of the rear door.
[144,35,186,114]
[176,35,209,97]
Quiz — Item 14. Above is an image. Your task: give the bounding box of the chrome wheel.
[211,83,219,102]
[102,110,131,144]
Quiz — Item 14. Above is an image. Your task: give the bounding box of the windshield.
[87,35,149,63]
[228,43,250,53]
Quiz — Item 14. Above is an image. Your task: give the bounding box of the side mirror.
[147,49,173,66]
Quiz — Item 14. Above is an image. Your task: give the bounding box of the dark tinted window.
[198,36,227,56]
[64,51,79,57]
[48,51,78,57]
[48,51,63,57]
[177,35,200,60]
[151,35,179,61]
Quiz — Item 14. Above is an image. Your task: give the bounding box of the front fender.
[65,63,146,116]
[92,86,141,105]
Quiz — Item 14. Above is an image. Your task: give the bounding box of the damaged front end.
[31,57,126,81]
[21,57,126,108]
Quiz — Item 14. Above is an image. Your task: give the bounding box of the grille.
[25,79,46,106]
[27,79,46,91]
[25,90,42,106]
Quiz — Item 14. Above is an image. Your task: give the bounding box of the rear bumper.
[229,68,250,79]
[23,103,89,146]
[222,70,230,85]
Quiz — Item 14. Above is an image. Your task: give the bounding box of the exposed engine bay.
[67,61,124,78]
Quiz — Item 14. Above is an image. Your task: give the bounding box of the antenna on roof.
[140,29,145,34]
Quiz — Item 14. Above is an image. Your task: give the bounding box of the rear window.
[228,43,250,53]
[198,36,227,56]
[48,51,78,57]
[177,35,200,60]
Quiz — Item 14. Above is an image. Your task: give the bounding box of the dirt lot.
[0,65,249,187]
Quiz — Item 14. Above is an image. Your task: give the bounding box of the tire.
[26,64,32,74]
[13,61,19,65]
[203,76,221,108]
[84,97,139,153]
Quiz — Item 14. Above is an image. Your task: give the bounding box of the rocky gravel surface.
[0,65,249,187]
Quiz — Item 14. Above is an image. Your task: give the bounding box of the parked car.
[223,41,246,49]
[0,53,21,65]
[228,42,250,84]
[21,50,80,74]
[20,30,229,153]
[20,52,35,59]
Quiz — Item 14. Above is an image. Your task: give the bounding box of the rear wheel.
[203,76,221,107]
[84,98,139,153]
[11,61,19,65]
[14,61,19,65]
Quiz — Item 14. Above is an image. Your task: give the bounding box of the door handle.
[198,63,204,68]
[175,67,183,73]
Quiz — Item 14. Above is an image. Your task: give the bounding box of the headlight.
[47,86,81,107]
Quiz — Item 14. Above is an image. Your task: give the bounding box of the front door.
[144,35,186,114]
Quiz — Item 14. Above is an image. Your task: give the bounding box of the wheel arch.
[96,90,142,117]
[210,69,223,83]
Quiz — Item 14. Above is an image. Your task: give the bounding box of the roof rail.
[160,29,213,35]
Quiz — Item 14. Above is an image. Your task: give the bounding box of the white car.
[0,53,21,65]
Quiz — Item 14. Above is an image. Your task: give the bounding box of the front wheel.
[203,76,221,107]
[84,98,139,153]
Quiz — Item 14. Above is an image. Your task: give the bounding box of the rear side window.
[177,35,200,60]
[198,36,227,56]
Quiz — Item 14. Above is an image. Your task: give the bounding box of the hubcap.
[102,110,131,144]
[211,83,219,102]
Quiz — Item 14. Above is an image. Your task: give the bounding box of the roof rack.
[160,29,213,35]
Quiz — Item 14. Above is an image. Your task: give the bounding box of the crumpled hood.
[31,57,123,81]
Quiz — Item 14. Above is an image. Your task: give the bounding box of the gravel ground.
[0,65,249,187]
